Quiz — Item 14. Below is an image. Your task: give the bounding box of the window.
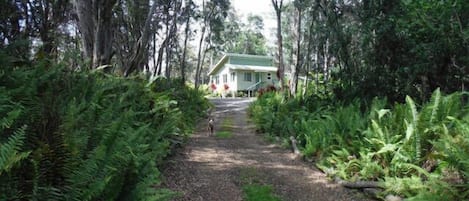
[215,75,220,84]
[244,72,252,81]
[255,73,260,82]
[231,72,235,82]
[223,74,227,83]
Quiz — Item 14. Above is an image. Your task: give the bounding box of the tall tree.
[163,1,181,78]
[194,0,209,89]
[272,0,285,89]
[290,0,304,97]
[149,0,182,78]
[74,0,117,69]
[180,0,195,84]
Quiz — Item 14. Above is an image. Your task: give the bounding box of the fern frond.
[406,96,421,162]
[0,125,30,175]
[0,109,22,129]
[428,88,441,123]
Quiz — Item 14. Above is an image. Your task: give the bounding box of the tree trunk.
[153,32,157,75]
[180,10,190,84]
[75,0,116,69]
[165,1,181,78]
[303,14,314,97]
[93,1,115,68]
[37,1,54,57]
[194,25,206,90]
[199,43,210,85]
[323,38,329,82]
[154,38,168,76]
[315,45,320,92]
[291,6,302,97]
[75,0,94,67]
[272,0,285,89]
[164,5,171,78]
[165,43,171,78]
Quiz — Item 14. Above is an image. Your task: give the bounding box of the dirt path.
[162,98,373,201]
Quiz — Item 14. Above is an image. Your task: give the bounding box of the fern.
[383,176,425,197]
[0,59,208,200]
[249,88,469,199]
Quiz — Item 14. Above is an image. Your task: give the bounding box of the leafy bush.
[249,89,469,200]
[0,54,209,200]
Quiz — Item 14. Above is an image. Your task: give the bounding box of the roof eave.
[225,53,272,59]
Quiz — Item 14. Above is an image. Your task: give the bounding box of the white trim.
[227,64,277,72]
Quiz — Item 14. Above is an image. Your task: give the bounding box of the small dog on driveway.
[208,117,214,136]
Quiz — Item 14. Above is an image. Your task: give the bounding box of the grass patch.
[216,130,233,138]
[221,117,233,128]
[239,167,282,201]
[215,117,234,138]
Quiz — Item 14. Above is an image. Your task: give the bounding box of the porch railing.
[246,81,263,97]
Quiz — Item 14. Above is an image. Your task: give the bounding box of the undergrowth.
[248,90,469,200]
[0,53,209,200]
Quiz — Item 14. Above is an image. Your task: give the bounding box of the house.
[208,53,279,96]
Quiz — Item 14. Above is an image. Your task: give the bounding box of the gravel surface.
[161,98,374,201]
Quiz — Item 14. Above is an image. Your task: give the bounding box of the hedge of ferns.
[249,90,468,200]
[0,54,209,200]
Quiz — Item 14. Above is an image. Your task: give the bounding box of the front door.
[255,72,260,83]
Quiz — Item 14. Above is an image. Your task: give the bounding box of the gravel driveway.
[161,98,374,201]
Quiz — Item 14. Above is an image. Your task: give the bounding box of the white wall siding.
[230,71,238,91]
[235,71,277,90]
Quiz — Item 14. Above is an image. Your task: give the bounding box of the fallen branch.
[289,136,301,155]
[334,177,383,189]
[363,188,381,197]
[334,177,403,201]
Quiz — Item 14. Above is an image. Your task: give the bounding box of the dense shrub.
[249,90,469,200]
[0,54,209,200]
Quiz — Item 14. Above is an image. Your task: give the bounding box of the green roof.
[208,53,274,75]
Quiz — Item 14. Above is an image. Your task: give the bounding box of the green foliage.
[215,117,234,138]
[305,0,469,103]
[0,54,209,200]
[383,174,459,201]
[216,131,232,138]
[249,89,469,199]
[243,184,282,201]
[220,12,268,55]
[239,167,282,201]
[249,92,367,158]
